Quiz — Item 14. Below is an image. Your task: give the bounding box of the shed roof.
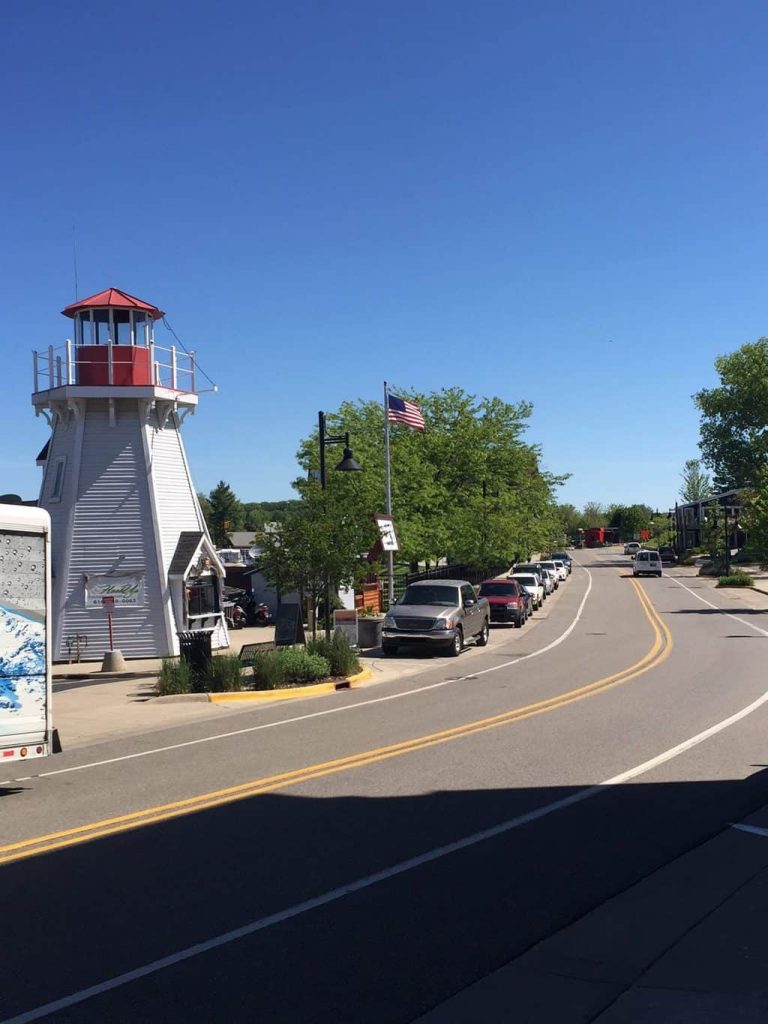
[226,531,258,548]
[168,531,204,576]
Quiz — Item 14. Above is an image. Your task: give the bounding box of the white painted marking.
[602,687,768,784]
[8,640,768,1024]
[26,571,594,783]
[732,823,768,839]
[666,574,768,638]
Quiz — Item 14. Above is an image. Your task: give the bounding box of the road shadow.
[669,607,768,617]
[0,786,26,798]
[5,767,768,1023]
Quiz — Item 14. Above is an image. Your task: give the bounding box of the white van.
[633,550,662,578]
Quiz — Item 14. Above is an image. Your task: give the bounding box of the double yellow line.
[0,579,672,867]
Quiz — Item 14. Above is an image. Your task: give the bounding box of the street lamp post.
[317,411,362,639]
[722,500,731,575]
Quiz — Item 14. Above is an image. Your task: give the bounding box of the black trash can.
[177,630,212,684]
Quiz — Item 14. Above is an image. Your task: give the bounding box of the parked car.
[382,579,490,657]
[551,559,568,582]
[510,572,545,610]
[538,568,556,596]
[514,563,548,591]
[477,579,528,627]
[551,551,572,573]
[624,541,642,556]
[658,546,677,563]
[539,560,565,585]
[633,550,663,577]
[518,569,552,598]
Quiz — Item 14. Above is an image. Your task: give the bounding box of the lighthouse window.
[78,312,94,345]
[49,457,67,502]
[132,312,148,346]
[113,309,130,345]
[93,309,111,345]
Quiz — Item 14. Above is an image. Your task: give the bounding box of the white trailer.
[0,504,54,763]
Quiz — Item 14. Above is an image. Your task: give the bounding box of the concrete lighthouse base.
[101,649,127,673]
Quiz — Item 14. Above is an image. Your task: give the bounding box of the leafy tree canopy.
[695,338,768,489]
[293,387,568,569]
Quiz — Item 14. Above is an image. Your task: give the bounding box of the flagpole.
[383,381,394,605]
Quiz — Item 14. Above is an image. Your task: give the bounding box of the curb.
[158,668,376,704]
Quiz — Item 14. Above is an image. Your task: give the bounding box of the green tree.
[207,481,244,546]
[197,492,212,530]
[293,387,567,571]
[680,459,711,502]
[610,504,653,539]
[579,502,606,528]
[695,338,768,489]
[555,503,581,539]
[256,487,377,637]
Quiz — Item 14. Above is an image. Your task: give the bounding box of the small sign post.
[102,595,115,650]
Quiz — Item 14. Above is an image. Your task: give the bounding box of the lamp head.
[335,447,363,473]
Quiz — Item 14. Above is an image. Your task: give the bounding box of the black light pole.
[317,411,362,639]
[722,499,730,574]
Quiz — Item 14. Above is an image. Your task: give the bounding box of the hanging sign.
[85,573,144,608]
[374,514,400,552]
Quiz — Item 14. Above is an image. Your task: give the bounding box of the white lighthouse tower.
[32,288,228,661]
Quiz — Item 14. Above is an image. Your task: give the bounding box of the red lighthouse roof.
[62,287,165,320]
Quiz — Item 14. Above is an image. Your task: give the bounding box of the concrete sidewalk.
[53,624,278,680]
[415,802,768,1023]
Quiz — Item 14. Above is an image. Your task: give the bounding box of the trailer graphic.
[0,505,53,762]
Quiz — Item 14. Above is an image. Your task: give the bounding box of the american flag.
[387,393,425,430]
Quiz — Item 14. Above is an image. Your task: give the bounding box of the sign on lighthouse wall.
[84,573,145,608]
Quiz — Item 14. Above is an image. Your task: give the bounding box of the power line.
[161,317,218,391]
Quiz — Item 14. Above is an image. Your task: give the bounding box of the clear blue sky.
[3,0,767,513]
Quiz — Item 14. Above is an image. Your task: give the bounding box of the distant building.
[674,490,746,552]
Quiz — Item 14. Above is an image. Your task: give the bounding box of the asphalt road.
[4,550,768,1023]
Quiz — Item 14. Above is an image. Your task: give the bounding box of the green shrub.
[717,572,755,588]
[251,646,333,689]
[158,657,193,695]
[251,650,286,690]
[278,646,331,683]
[306,631,361,677]
[208,654,245,692]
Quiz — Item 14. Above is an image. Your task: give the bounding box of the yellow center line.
[0,578,673,867]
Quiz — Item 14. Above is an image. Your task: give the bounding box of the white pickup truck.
[0,504,54,763]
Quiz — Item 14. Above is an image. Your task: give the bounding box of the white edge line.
[731,823,768,839]
[31,571,594,782]
[665,573,768,638]
[9,645,768,1024]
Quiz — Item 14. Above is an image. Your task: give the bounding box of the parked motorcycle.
[253,602,273,627]
[224,602,247,630]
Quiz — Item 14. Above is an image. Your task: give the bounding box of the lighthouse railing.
[33,341,200,394]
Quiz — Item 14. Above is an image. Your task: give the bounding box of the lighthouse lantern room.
[32,288,228,661]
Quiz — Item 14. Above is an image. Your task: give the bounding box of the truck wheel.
[382,642,398,656]
[447,629,463,657]
[476,621,489,647]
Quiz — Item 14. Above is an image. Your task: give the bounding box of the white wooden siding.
[54,400,166,659]
[145,410,207,577]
